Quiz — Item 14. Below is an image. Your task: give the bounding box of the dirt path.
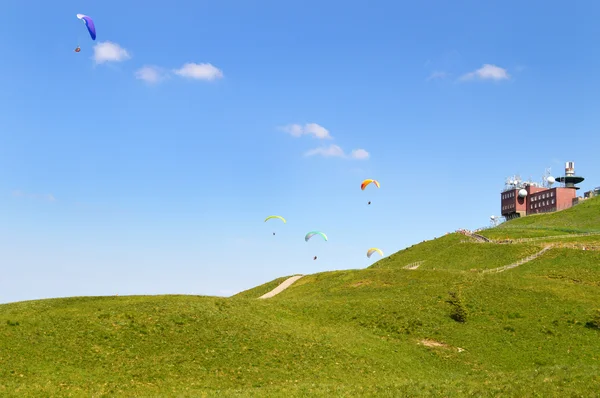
[482,245,553,274]
[258,275,304,299]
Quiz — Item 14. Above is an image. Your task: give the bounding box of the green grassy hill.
[478,195,600,240]
[1,197,600,397]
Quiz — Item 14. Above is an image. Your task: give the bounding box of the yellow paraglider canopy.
[264,215,287,223]
[367,248,383,258]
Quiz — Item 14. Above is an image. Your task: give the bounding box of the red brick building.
[500,162,584,219]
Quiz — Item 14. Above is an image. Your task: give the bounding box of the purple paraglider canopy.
[76,14,96,40]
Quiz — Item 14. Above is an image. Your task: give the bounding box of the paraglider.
[361,179,380,190]
[75,14,96,52]
[367,248,383,258]
[265,215,286,236]
[361,179,380,205]
[264,215,286,223]
[305,231,327,261]
[305,231,328,242]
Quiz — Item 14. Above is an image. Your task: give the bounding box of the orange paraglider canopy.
[361,179,380,190]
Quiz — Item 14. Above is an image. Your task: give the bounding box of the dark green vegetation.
[1,198,600,397]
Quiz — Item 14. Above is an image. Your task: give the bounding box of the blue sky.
[1,0,599,303]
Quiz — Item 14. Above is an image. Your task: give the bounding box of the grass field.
[1,197,599,397]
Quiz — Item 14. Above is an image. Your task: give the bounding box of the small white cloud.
[305,144,345,158]
[427,71,449,81]
[93,41,131,64]
[350,149,370,160]
[279,123,332,139]
[460,64,510,81]
[173,63,224,81]
[12,190,56,202]
[305,145,369,160]
[135,65,169,84]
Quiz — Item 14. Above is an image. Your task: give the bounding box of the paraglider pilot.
[313,256,317,260]
[74,46,81,53]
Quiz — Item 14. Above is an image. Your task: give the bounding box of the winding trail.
[481,245,553,274]
[403,260,424,270]
[258,275,304,299]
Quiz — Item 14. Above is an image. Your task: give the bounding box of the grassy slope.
[479,196,600,240]
[1,198,600,396]
[234,275,296,299]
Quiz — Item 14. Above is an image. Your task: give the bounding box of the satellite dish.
[547,176,555,184]
[518,189,527,197]
[490,215,496,220]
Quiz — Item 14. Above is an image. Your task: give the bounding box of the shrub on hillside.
[446,291,468,323]
[585,309,600,330]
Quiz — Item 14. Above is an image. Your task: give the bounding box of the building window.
[552,199,555,204]
[551,192,554,197]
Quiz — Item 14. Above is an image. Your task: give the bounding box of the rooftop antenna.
[555,161,584,190]
[542,167,553,188]
[514,175,522,188]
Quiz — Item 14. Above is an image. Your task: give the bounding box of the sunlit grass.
[1,198,599,396]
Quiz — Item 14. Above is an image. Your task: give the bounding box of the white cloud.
[279,123,332,139]
[305,144,345,158]
[93,41,131,64]
[173,63,224,81]
[350,149,370,159]
[460,64,510,81]
[427,71,449,81]
[281,123,368,159]
[304,145,369,160]
[12,190,56,202]
[135,65,169,84]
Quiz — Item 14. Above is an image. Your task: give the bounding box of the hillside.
[1,197,600,397]
[478,195,600,240]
